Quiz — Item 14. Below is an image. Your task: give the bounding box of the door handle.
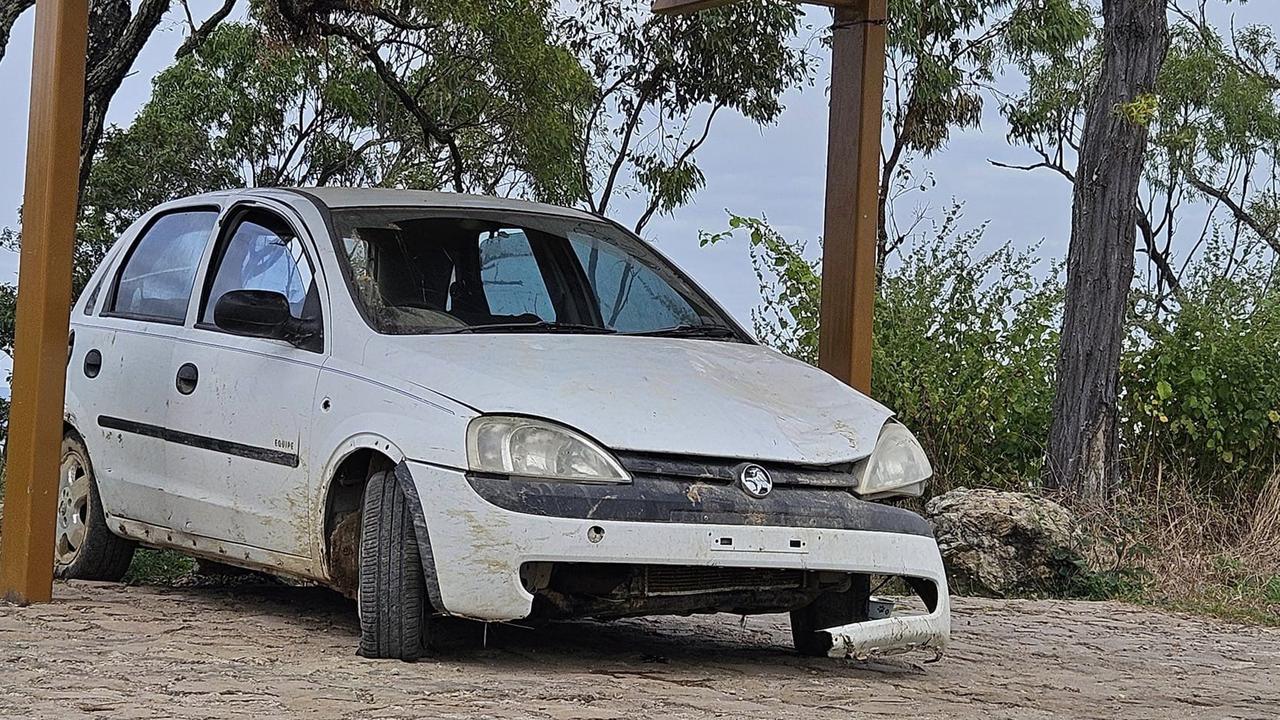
[175,363,199,395]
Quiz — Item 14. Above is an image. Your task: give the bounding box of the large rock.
[925,487,1114,597]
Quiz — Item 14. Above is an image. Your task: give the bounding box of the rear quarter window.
[109,209,218,323]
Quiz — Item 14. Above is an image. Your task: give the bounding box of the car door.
[164,202,326,562]
[75,207,220,529]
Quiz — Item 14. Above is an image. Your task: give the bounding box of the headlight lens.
[856,422,932,498]
[466,416,630,483]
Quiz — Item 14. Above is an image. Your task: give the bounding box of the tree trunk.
[78,0,171,197]
[1046,0,1168,502]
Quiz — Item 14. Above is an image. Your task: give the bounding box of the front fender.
[313,359,476,469]
[310,362,476,573]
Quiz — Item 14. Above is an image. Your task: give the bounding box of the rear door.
[164,202,327,563]
[73,207,220,528]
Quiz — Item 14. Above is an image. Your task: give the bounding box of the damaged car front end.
[401,414,949,660]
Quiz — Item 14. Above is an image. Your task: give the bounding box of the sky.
[0,1,1277,336]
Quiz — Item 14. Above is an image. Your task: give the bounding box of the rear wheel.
[54,432,135,581]
[357,469,431,660]
[790,574,871,656]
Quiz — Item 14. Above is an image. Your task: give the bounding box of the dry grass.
[1086,472,1280,625]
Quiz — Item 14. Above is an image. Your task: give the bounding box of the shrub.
[1123,257,1280,498]
[874,213,1061,491]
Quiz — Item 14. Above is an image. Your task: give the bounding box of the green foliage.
[1004,6,1280,274]
[1267,575,1280,605]
[1002,18,1097,150]
[1064,562,1152,602]
[562,0,809,225]
[1125,253,1280,497]
[1150,554,1280,626]
[700,216,821,363]
[877,0,1091,264]
[1156,20,1280,173]
[1116,92,1159,127]
[886,0,1092,156]
[889,0,1091,144]
[0,270,14,358]
[87,10,593,204]
[413,0,595,202]
[255,0,595,200]
[704,206,1063,490]
[874,212,1062,490]
[138,22,384,187]
[123,549,196,586]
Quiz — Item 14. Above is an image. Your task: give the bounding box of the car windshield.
[329,207,742,338]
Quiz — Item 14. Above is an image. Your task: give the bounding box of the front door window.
[202,209,321,345]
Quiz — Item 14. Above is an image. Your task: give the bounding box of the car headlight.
[856,422,932,498]
[466,416,630,483]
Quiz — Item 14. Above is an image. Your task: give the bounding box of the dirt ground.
[0,581,1277,719]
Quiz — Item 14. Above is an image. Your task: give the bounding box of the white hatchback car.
[59,188,949,660]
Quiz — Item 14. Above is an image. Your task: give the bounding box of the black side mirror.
[214,290,319,348]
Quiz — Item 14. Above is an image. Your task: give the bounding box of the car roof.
[191,187,604,223]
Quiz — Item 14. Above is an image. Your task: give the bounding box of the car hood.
[365,334,892,466]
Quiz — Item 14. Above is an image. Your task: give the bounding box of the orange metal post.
[653,0,887,394]
[0,0,90,604]
[817,0,886,394]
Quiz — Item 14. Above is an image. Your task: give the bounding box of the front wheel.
[54,432,135,581]
[790,574,871,656]
[357,469,431,661]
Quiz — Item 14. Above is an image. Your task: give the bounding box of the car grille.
[642,566,806,597]
[615,451,862,489]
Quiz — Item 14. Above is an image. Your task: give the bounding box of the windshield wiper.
[433,321,617,335]
[624,324,740,340]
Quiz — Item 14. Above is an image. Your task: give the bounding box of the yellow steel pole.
[0,0,90,604]
[816,0,886,395]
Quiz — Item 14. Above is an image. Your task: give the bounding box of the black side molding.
[97,415,299,468]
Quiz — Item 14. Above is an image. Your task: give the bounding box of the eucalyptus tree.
[998,1,1279,499]
[877,0,1092,268]
[262,0,594,203]
[1002,1,1280,301]
[558,0,810,233]
[1045,0,1168,501]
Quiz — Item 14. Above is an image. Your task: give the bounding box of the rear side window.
[110,210,218,322]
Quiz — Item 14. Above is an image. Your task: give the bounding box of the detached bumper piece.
[822,594,948,661]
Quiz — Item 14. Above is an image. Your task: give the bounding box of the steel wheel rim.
[55,450,90,566]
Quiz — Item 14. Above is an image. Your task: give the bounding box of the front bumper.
[404,461,950,657]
